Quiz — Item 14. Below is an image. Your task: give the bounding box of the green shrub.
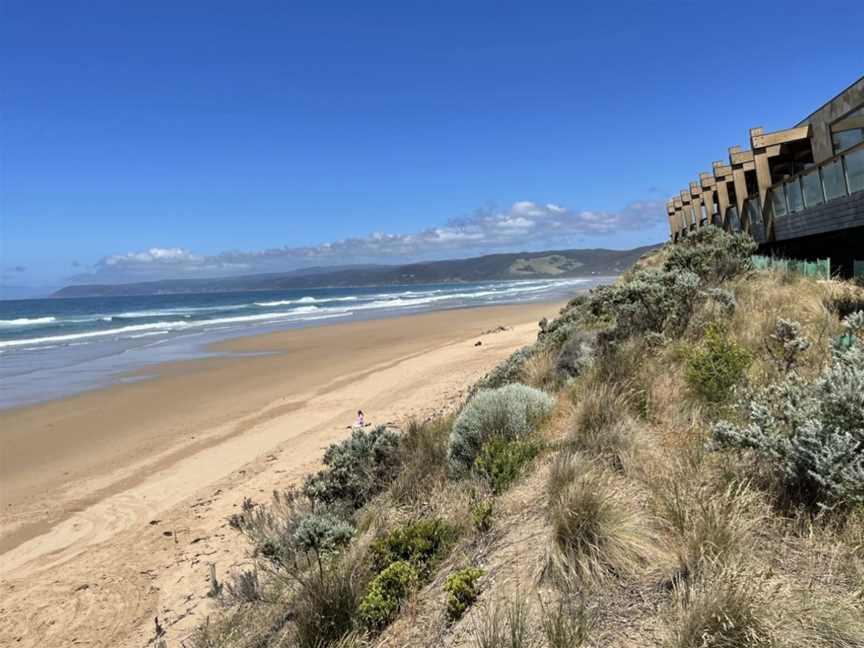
[444,567,484,621]
[685,322,751,403]
[474,435,542,494]
[712,312,864,510]
[303,426,401,509]
[369,517,458,577]
[357,560,418,630]
[448,383,555,476]
[471,499,495,534]
[664,226,756,284]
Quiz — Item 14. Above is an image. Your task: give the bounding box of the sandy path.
[0,302,558,647]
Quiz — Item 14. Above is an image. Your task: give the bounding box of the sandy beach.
[0,300,562,648]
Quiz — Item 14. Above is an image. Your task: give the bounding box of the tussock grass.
[390,417,451,505]
[545,453,665,584]
[521,349,558,391]
[663,565,775,648]
[471,593,535,648]
[567,381,635,468]
[649,471,763,579]
[537,580,593,648]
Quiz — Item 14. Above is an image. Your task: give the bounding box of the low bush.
[474,435,542,494]
[555,330,597,381]
[229,488,312,568]
[663,226,757,284]
[471,498,495,534]
[589,268,702,342]
[303,426,401,509]
[357,560,418,630]
[684,322,751,403]
[546,454,660,583]
[369,517,458,577]
[448,383,555,476]
[712,313,864,511]
[224,568,262,604]
[293,512,354,576]
[444,566,484,621]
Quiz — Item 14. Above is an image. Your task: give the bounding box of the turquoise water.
[0,277,605,408]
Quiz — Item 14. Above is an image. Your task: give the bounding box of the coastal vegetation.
[189,227,864,647]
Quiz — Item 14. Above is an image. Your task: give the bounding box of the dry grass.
[649,472,763,580]
[727,273,839,380]
[567,381,635,468]
[521,349,558,392]
[545,453,666,584]
[390,417,452,506]
[662,565,775,648]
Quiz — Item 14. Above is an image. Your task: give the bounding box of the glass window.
[833,128,864,154]
[831,106,864,154]
[844,147,864,194]
[801,168,824,207]
[786,179,804,213]
[822,160,848,200]
[771,188,788,218]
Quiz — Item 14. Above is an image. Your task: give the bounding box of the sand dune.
[0,302,560,647]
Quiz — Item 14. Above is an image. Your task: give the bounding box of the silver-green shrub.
[712,313,864,510]
[302,426,401,509]
[664,225,757,284]
[589,268,702,341]
[448,383,554,476]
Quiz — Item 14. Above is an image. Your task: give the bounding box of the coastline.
[0,300,562,648]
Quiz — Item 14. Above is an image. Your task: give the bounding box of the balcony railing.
[766,141,864,224]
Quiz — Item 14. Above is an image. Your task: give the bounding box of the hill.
[52,246,656,297]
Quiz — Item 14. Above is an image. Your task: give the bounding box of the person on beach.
[354,410,365,428]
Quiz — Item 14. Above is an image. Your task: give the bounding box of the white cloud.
[77,199,664,283]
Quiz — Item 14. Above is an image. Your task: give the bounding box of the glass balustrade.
[801,168,824,207]
[821,160,847,200]
[786,177,804,213]
[846,147,864,194]
[771,187,788,218]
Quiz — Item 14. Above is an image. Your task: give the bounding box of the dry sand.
[0,301,561,648]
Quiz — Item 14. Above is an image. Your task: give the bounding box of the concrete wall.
[796,77,864,163]
[773,191,864,241]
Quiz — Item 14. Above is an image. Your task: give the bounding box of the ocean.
[0,277,606,409]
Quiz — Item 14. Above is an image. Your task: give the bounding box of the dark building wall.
[760,222,864,278]
[773,191,864,242]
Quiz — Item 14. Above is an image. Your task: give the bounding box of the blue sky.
[2,1,862,290]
